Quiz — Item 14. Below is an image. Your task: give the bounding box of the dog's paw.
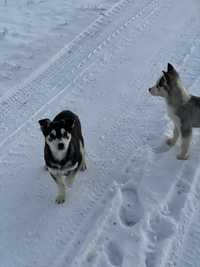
[55,194,65,204]
[166,138,176,146]
[80,162,87,171]
[176,154,189,160]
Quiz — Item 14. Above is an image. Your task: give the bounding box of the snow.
[0,0,200,267]
[0,0,117,97]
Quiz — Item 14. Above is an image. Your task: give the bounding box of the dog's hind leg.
[80,154,87,171]
[177,126,192,160]
[166,125,179,146]
[79,141,87,171]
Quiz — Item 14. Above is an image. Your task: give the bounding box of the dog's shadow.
[153,140,172,154]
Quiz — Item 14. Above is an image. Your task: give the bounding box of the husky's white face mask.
[46,128,71,161]
[148,63,182,98]
[149,75,169,98]
[39,119,74,161]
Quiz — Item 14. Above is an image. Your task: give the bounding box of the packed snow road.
[0,0,119,95]
[0,0,200,267]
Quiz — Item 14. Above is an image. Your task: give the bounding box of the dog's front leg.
[166,125,179,146]
[80,154,87,171]
[177,126,192,160]
[51,174,66,204]
[66,173,76,188]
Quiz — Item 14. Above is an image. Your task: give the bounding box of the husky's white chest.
[166,105,181,128]
[48,161,78,177]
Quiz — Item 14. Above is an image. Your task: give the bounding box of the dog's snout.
[149,88,152,93]
[58,143,65,150]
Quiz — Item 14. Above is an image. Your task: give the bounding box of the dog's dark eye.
[156,85,161,91]
[49,133,56,140]
[63,132,69,139]
[158,77,165,87]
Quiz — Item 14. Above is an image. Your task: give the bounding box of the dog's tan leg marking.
[80,153,87,171]
[177,136,191,160]
[166,125,179,146]
[55,176,66,204]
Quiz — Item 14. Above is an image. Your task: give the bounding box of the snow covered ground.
[0,0,200,267]
[0,0,117,97]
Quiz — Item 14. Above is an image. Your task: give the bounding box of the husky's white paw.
[80,161,87,171]
[166,138,176,146]
[55,194,65,204]
[176,154,189,160]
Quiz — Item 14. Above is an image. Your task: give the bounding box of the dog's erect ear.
[167,63,178,77]
[38,119,51,136]
[167,63,175,72]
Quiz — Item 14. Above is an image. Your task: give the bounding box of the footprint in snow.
[144,214,176,267]
[106,241,123,267]
[119,184,144,227]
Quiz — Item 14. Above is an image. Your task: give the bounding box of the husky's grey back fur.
[163,64,190,107]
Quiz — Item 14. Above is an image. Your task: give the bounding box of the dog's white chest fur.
[167,105,181,129]
[48,162,78,177]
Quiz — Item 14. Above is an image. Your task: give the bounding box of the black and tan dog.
[39,110,86,204]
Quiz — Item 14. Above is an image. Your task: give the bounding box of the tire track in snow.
[60,182,122,267]
[175,204,200,267]
[94,11,200,267]
[161,162,200,267]
[0,0,157,146]
[0,0,168,170]
[45,0,191,266]
[0,1,167,266]
[0,0,199,266]
[26,1,183,266]
[1,2,198,266]
[67,180,146,267]
[142,157,200,267]
[59,22,200,266]
[56,7,200,267]
[129,10,200,263]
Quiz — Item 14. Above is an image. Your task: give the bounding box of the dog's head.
[38,117,75,160]
[148,63,179,97]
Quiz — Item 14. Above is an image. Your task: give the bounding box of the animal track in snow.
[106,241,123,267]
[119,184,144,227]
[148,214,175,242]
[144,214,176,267]
[176,180,190,195]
